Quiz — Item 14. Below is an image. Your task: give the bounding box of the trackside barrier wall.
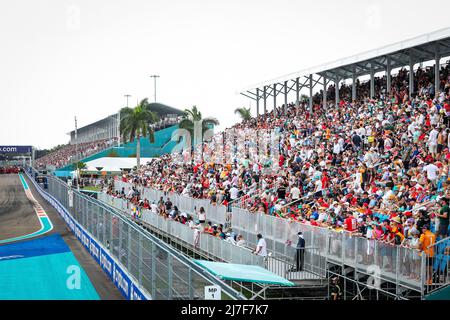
[99,193,265,267]
[27,168,239,300]
[25,168,149,300]
[114,181,433,293]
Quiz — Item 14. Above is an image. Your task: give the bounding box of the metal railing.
[112,180,450,297]
[32,170,244,300]
[100,192,328,282]
[98,193,264,267]
[422,237,450,295]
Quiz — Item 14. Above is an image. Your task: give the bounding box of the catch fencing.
[98,193,264,267]
[29,169,243,300]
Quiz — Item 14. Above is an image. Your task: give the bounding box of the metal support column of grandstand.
[284,80,288,115]
[325,257,422,301]
[409,50,414,97]
[435,44,440,95]
[256,88,260,116]
[352,65,357,101]
[370,62,375,99]
[308,75,313,112]
[263,86,267,114]
[386,55,392,95]
[273,83,277,112]
[335,75,339,104]
[322,76,327,107]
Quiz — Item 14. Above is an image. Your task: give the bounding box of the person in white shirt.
[150,201,159,214]
[422,162,439,186]
[333,141,342,154]
[253,234,268,257]
[230,185,239,200]
[290,185,301,201]
[236,235,246,247]
[428,126,439,156]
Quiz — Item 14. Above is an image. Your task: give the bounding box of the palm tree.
[300,94,309,103]
[120,98,159,170]
[178,106,219,162]
[179,105,219,145]
[234,107,252,121]
[72,161,86,190]
[72,161,87,171]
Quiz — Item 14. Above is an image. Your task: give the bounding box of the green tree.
[234,107,252,121]
[179,105,219,144]
[178,106,219,163]
[120,98,159,170]
[72,161,86,171]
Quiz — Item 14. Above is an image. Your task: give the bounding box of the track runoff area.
[0,172,122,300]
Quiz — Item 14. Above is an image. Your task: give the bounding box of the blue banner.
[0,146,32,154]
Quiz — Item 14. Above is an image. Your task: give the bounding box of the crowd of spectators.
[116,64,450,262]
[106,185,247,248]
[36,138,117,169]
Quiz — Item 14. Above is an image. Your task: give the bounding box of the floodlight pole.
[75,116,80,191]
[120,94,132,147]
[150,75,160,102]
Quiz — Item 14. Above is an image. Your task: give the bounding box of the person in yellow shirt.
[419,225,436,285]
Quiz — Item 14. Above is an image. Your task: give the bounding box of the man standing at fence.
[253,234,268,257]
[291,232,305,272]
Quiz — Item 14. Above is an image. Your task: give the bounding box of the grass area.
[81,186,102,192]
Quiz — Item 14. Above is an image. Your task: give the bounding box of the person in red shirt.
[321,171,330,189]
[279,154,285,167]
[344,212,357,232]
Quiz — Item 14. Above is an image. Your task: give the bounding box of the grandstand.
[99,27,450,300]
[24,28,450,301]
[239,28,450,114]
[36,102,185,173]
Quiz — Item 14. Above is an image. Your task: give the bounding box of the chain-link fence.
[99,193,265,267]
[30,170,242,300]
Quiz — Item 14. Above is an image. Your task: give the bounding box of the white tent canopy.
[82,157,154,172]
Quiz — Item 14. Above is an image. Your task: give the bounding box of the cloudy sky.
[1,0,450,149]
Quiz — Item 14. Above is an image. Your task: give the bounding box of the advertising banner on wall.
[0,146,33,154]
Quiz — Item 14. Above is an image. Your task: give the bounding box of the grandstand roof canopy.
[67,103,183,135]
[240,27,450,93]
[148,102,185,117]
[194,260,295,286]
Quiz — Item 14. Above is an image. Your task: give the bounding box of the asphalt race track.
[0,174,40,240]
[0,173,123,300]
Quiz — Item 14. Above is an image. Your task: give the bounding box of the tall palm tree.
[120,98,159,170]
[179,105,219,145]
[178,106,219,162]
[234,107,252,122]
